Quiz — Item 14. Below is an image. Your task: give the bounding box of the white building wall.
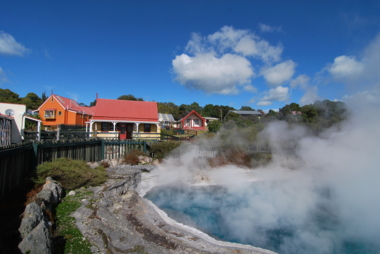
[0,103,26,143]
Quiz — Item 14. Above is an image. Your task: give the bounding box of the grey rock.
[19,202,44,238]
[36,189,53,206]
[42,177,63,204]
[18,219,52,254]
[87,161,100,169]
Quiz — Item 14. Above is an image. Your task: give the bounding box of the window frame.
[144,124,151,133]
[44,110,56,119]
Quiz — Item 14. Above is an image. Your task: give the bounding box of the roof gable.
[93,99,158,122]
[180,110,205,122]
[37,94,93,115]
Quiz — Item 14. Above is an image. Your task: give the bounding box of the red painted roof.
[37,94,94,115]
[52,95,94,115]
[92,99,158,122]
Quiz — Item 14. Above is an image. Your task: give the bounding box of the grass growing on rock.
[34,158,108,190]
[54,188,93,254]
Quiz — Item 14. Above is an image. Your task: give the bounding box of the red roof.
[52,95,94,115]
[92,99,158,122]
[37,94,94,115]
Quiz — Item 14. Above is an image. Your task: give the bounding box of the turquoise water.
[145,184,379,254]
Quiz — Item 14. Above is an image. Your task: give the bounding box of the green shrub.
[34,158,108,190]
[123,149,146,165]
[161,128,176,136]
[207,120,222,133]
[149,141,181,159]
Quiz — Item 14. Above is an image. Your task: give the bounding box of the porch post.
[37,121,41,141]
[89,121,94,138]
[112,122,117,131]
[135,123,140,132]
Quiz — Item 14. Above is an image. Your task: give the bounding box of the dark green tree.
[117,94,144,101]
[0,88,20,103]
[289,102,301,112]
[240,106,255,111]
[21,92,43,110]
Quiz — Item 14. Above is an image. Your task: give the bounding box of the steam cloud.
[146,90,380,254]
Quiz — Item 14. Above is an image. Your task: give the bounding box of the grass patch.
[54,189,93,254]
[34,158,108,191]
[123,149,146,165]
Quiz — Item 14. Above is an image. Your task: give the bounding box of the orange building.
[36,94,93,128]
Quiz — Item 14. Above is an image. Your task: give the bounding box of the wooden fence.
[198,145,271,158]
[0,139,149,199]
[0,143,35,199]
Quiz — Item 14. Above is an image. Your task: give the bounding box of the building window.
[45,110,56,119]
[193,119,199,126]
[101,122,111,131]
[144,124,151,132]
[58,111,62,116]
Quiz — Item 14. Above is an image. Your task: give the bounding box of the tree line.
[1,89,348,134]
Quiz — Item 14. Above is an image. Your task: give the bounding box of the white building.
[0,102,41,144]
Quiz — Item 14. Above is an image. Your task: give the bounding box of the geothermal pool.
[145,183,379,254]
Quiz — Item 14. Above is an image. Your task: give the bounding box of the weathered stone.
[18,219,52,254]
[87,161,100,169]
[19,202,44,238]
[68,190,76,196]
[42,177,63,204]
[36,188,53,204]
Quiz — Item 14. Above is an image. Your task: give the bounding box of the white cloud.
[261,60,296,86]
[0,31,30,56]
[172,26,290,95]
[258,86,289,105]
[328,55,364,80]
[172,53,254,95]
[299,86,319,105]
[243,85,258,93]
[207,26,248,53]
[258,23,282,33]
[0,67,10,85]
[290,74,310,89]
[234,36,283,63]
[257,100,272,106]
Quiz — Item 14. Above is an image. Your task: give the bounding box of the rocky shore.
[72,165,276,254]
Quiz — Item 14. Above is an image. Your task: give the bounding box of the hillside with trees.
[0,88,347,135]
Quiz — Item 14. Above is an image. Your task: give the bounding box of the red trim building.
[88,99,159,139]
[178,110,206,131]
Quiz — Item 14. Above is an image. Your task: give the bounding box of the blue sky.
[1,0,380,111]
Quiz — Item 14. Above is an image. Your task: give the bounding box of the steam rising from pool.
[143,92,380,254]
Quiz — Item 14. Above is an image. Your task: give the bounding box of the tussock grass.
[34,158,108,191]
[124,149,146,165]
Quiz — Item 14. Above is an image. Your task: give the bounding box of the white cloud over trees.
[261,60,296,86]
[172,26,289,97]
[258,86,289,106]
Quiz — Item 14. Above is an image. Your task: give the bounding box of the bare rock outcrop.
[18,177,63,254]
[72,166,276,254]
